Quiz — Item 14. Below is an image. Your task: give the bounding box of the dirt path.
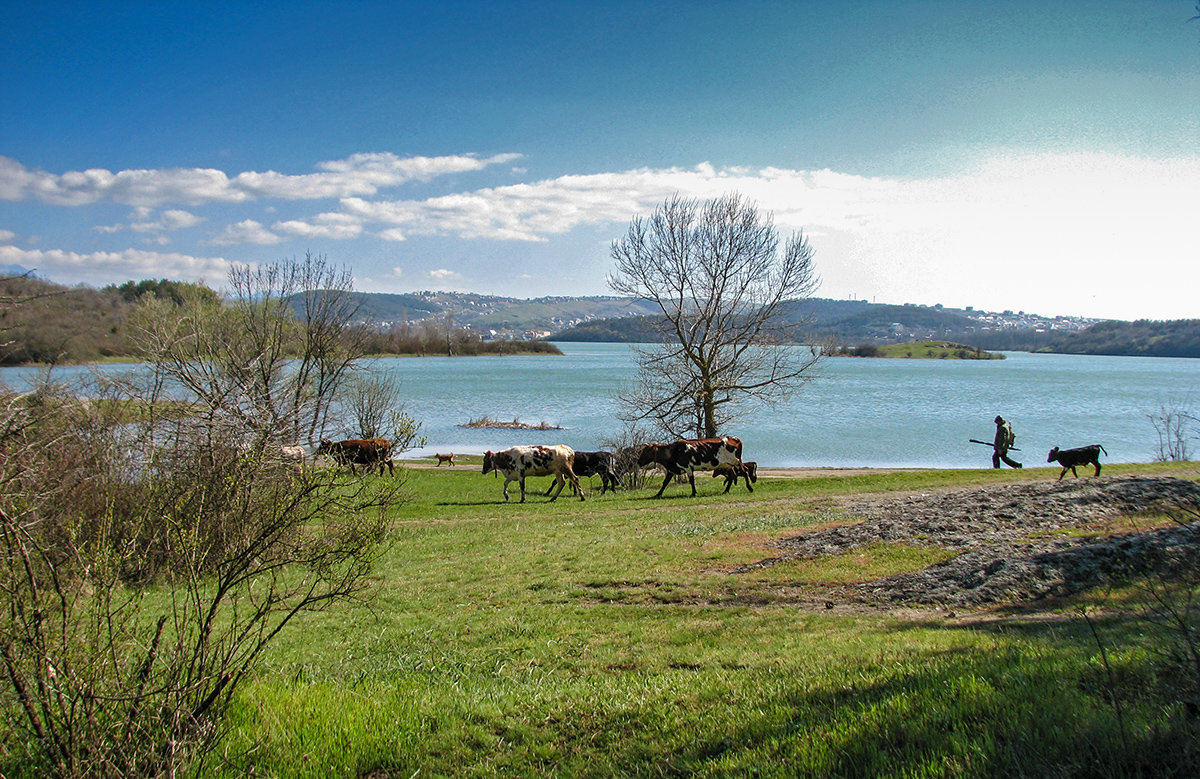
[734,474,1200,611]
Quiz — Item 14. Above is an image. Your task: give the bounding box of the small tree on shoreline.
[609,193,821,439]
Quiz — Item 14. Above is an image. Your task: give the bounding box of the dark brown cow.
[713,460,757,493]
[638,436,748,498]
[570,450,620,495]
[317,438,394,476]
[1047,444,1106,480]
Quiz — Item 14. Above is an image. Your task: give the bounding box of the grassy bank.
[136,465,1200,775]
[834,341,1004,359]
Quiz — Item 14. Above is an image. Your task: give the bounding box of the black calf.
[1047,444,1107,480]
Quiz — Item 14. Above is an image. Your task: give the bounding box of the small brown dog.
[434,453,455,467]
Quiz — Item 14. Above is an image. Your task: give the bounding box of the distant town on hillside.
[338,290,1197,359]
[1,271,1197,363]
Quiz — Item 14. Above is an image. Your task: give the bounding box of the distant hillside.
[290,290,660,334]
[548,298,1200,358]
[1041,319,1200,358]
[553,298,982,345]
[545,315,664,343]
[0,275,218,365]
[6,277,1197,363]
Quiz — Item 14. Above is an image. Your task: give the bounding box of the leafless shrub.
[0,255,406,777]
[346,370,404,439]
[601,423,654,491]
[1149,400,1196,462]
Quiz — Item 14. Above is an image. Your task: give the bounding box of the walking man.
[992,415,1022,469]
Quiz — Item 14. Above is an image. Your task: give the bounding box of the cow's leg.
[1093,460,1101,477]
[1057,466,1067,481]
[1070,465,1079,478]
[687,469,697,497]
[569,473,585,501]
[502,477,513,501]
[654,471,673,498]
[722,472,735,493]
[548,474,566,502]
[519,474,529,503]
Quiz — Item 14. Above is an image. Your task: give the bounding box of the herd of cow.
[310,434,1106,502]
[479,436,757,502]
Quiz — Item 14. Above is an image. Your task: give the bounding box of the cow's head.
[636,444,660,467]
[1047,447,1060,463]
[743,461,758,484]
[316,439,334,456]
[482,450,496,474]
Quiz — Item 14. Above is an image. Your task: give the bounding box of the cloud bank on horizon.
[2,150,1196,320]
[1,1,1198,321]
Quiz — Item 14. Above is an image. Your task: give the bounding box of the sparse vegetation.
[459,415,563,430]
[832,340,1004,359]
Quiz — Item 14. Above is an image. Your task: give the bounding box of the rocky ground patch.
[735,476,1200,610]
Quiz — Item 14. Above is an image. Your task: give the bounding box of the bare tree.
[130,253,370,450]
[609,193,820,439]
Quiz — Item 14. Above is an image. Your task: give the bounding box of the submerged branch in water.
[459,416,564,430]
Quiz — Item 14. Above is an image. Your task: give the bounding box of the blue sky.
[2,0,1198,320]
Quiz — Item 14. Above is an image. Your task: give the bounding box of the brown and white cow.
[317,438,394,476]
[713,460,757,494]
[638,436,748,498]
[482,444,585,503]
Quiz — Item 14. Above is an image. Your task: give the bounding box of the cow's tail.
[1097,444,1108,456]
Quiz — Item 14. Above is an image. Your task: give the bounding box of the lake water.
[4,343,1196,468]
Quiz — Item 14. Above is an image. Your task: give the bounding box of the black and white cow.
[638,436,748,498]
[713,460,757,494]
[482,444,585,502]
[1047,444,1107,480]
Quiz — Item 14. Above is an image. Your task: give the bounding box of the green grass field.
[210,461,1198,777]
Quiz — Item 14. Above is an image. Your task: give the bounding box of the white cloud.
[4,149,1197,318]
[335,151,1198,317]
[273,212,363,240]
[210,219,283,246]
[0,152,523,208]
[0,229,18,242]
[0,245,232,286]
[130,208,204,234]
[427,269,462,281]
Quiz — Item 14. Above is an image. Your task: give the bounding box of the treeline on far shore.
[362,324,561,357]
[0,275,558,366]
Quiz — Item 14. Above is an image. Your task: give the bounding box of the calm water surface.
[371,343,1197,468]
[4,343,1196,468]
